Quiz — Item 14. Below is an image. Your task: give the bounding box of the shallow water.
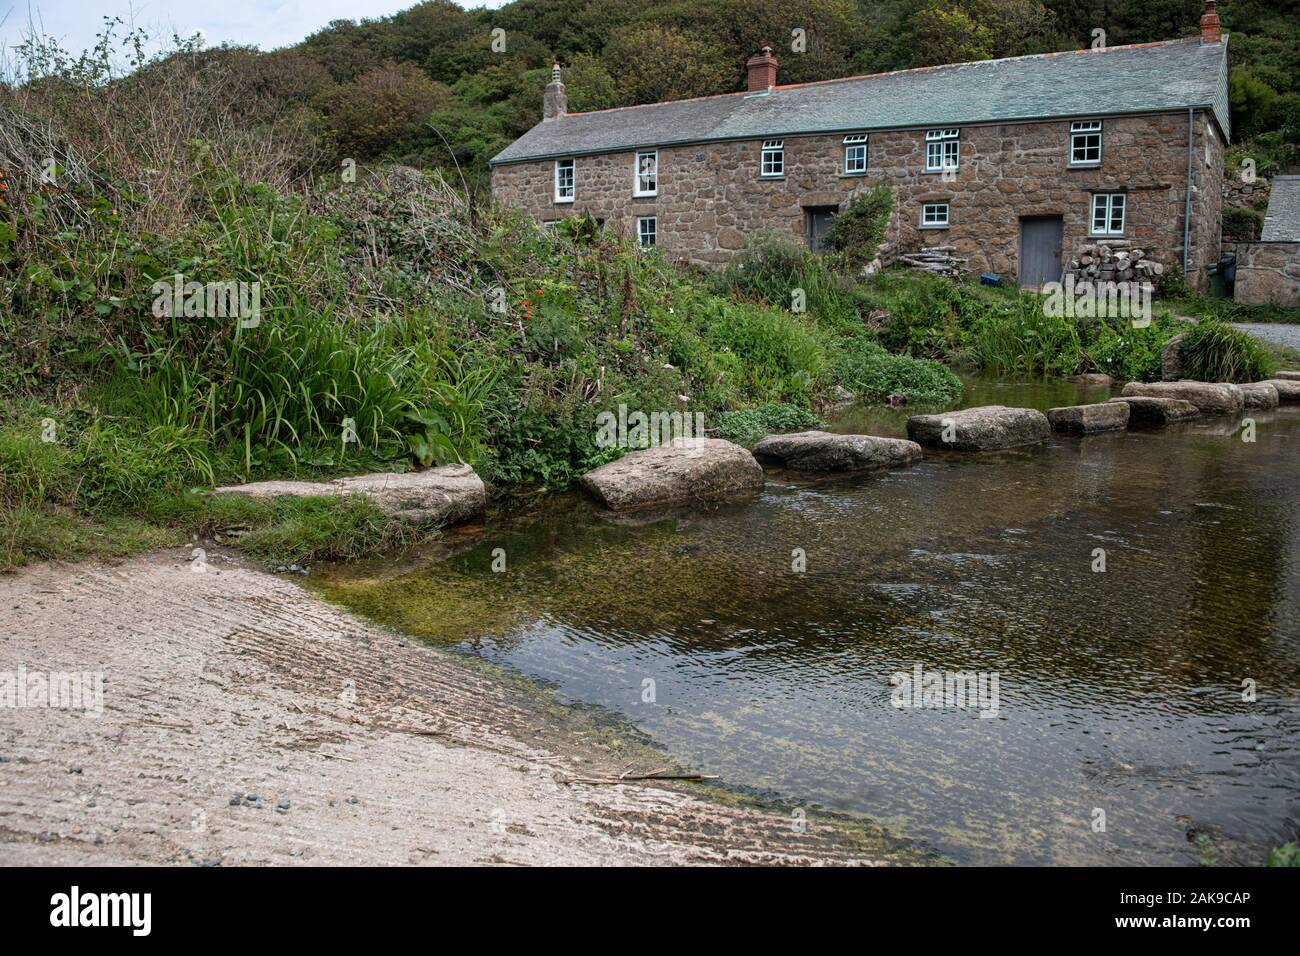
[317,376,1300,865]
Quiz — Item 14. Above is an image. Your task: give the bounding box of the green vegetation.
[717,403,822,447]
[822,185,893,266]
[1178,319,1277,382]
[1266,842,1300,866]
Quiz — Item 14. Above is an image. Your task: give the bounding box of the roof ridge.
[561,35,1212,120]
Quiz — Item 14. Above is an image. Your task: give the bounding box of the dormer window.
[554,158,575,203]
[843,134,868,175]
[634,151,658,197]
[761,140,784,177]
[1070,121,1103,166]
[925,129,959,173]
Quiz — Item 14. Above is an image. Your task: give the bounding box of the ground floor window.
[637,216,656,248]
[921,202,950,228]
[1090,193,1126,235]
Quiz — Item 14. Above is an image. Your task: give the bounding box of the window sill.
[759,174,785,180]
[1089,233,1125,239]
[554,197,575,205]
[1069,162,1102,169]
[920,224,950,230]
[633,192,658,199]
[923,169,959,176]
[840,171,868,178]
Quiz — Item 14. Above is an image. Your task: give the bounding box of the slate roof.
[492,37,1230,166]
[1261,176,1300,242]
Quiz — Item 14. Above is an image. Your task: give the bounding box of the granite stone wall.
[491,110,1223,290]
[1232,242,1300,305]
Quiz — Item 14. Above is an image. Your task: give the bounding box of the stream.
[315,375,1300,865]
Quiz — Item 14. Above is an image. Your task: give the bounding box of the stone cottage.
[491,1,1231,290]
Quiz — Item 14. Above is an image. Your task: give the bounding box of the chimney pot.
[1200,1,1221,44]
[745,46,779,93]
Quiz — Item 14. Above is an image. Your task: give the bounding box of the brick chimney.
[746,46,778,93]
[1200,1,1221,44]
[543,63,566,122]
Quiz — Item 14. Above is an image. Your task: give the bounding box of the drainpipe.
[1183,108,1194,279]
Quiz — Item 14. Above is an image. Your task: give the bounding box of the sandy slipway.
[0,549,896,866]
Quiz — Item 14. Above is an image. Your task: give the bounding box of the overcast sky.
[0,1,507,59]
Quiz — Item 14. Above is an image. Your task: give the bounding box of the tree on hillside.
[320,61,454,158]
[600,25,732,104]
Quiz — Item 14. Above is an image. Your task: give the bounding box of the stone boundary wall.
[1223,172,1270,211]
[1232,241,1300,305]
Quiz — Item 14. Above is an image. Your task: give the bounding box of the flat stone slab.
[1239,382,1280,409]
[1273,370,1300,381]
[1257,379,1300,403]
[906,405,1050,451]
[1047,402,1129,434]
[1120,381,1245,416]
[579,438,764,511]
[752,431,922,472]
[214,465,486,526]
[1104,396,1199,426]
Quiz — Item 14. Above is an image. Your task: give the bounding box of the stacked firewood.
[895,245,967,277]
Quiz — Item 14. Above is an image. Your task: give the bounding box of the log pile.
[1065,240,1164,286]
[896,245,967,278]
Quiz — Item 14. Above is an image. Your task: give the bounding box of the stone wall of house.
[1191,111,1226,286]
[491,110,1222,290]
[1232,242,1300,305]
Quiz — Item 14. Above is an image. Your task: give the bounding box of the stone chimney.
[746,46,778,93]
[1200,1,1221,44]
[543,63,566,122]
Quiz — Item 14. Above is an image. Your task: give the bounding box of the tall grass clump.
[1178,320,1276,383]
[714,234,863,331]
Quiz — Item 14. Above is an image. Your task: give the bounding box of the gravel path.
[0,548,894,866]
[1233,322,1300,351]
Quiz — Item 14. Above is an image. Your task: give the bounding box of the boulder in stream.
[579,438,764,511]
[1257,379,1300,403]
[906,405,1050,451]
[752,431,922,472]
[1046,402,1129,434]
[1239,382,1280,409]
[213,465,487,526]
[1120,381,1244,416]
[1104,396,1199,426]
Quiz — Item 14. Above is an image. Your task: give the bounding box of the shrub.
[319,61,454,158]
[822,184,892,265]
[1178,320,1276,383]
[716,403,822,447]
[832,336,963,407]
[714,234,860,330]
[1223,206,1263,241]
